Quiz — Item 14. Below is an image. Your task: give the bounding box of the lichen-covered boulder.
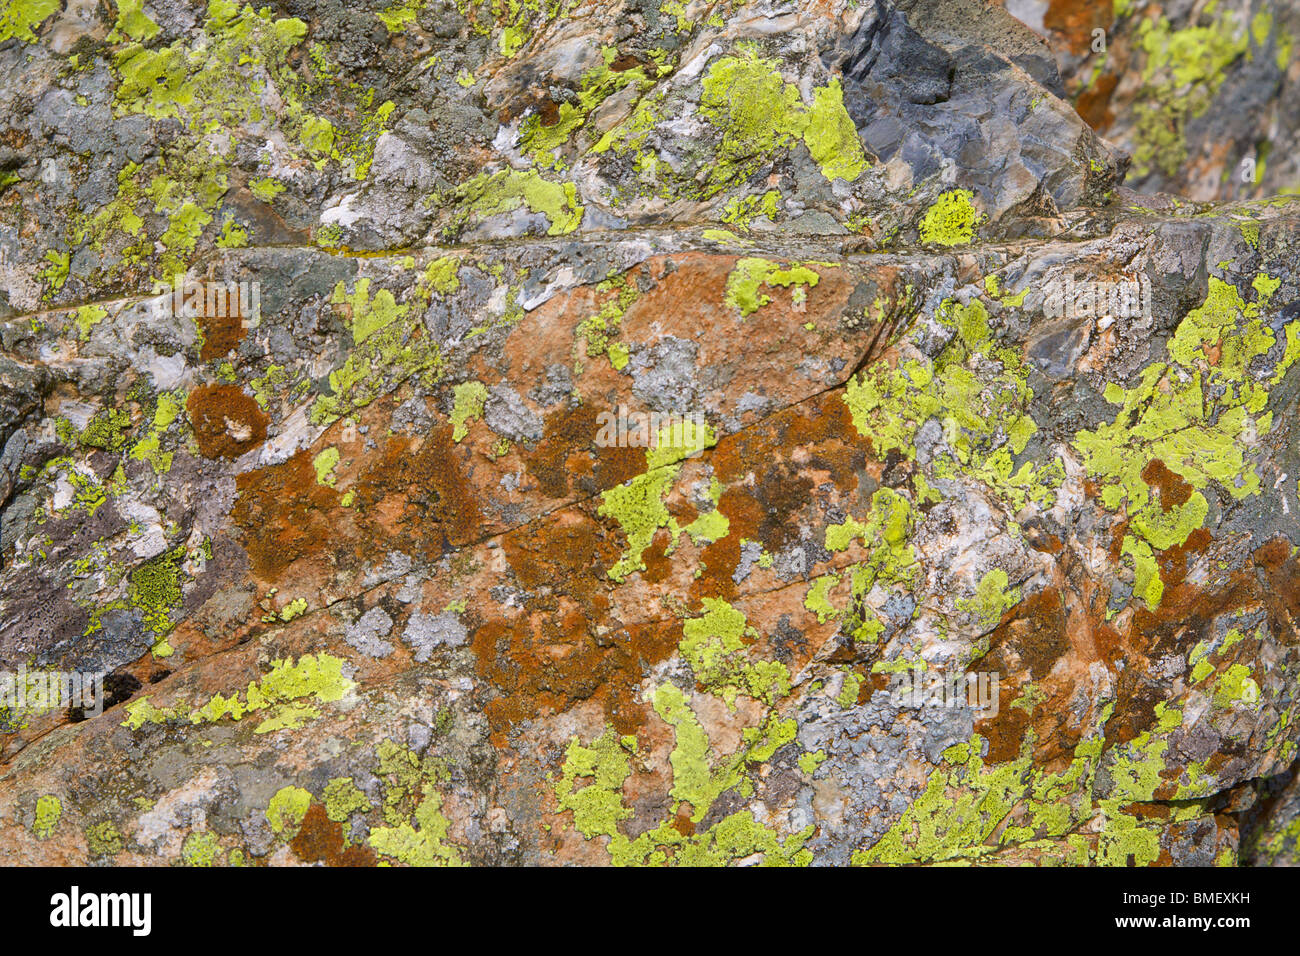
[0,0,1297,867]
[1007,0,1300,201]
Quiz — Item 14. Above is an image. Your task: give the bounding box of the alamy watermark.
[889,668,1000,717]
[0,667,105,719]
[151,273,261,328]
[1043,273,1151,322]
[595,404,709,458]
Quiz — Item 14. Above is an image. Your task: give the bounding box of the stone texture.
[0,0,1297,867]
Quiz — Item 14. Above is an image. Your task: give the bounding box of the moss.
[450,381,488,443]
[32,795,61,840]
[918,189,983,245]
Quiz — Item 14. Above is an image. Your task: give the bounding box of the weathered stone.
[0,0,1296,869]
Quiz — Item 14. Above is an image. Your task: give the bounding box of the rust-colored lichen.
[188,384,269,459]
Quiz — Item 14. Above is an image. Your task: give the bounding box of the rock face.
[0,0,1297,867]
[1005,0,1300,201]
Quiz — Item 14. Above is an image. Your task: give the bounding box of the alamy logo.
[153,274,261,327]
[889,669,1000,717]
[50,886,151,936]
[595,405,709,457]
[0,667,104,718]
[1042,273,1150,321]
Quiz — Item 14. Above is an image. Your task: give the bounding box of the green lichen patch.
[0,0,59,44]
[854,713,1182,866]
[679,598,791,707]
[366,739,464,866]
[452,169,584,236]
[918,189,983,246]
[698,46,870,194]
[1072,275,1300,608]
[32,795,61,840]
[597,421,719,581]
[124,653,355,733]
[266,785,312,838]
[85,820,125,857]
[129,547,185,636]
[1129,11,1268,179]
[723,258,821,317]
[844,298,1060,511]
[450,381,488,443]
[958,569,1022,630]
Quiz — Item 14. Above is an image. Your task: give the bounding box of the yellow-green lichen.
[266,785,312,838]
[453,169,583,236]
[450,380,488,443]
[181,830,222,866]
[0,0,60,43]
[32,795,61,839]
[124,653,355,733]
[918,189,983,246]
[312,447,341,486]
[322,777,370,822]
[85,820,124,857]
[724,258,821,317]
[1073,275,1300,608]
[698,46,869,196]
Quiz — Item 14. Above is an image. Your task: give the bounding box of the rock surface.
[0,0,1297,866]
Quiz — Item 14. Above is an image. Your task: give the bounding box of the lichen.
[918,189,983,245]
[450,381,488,443]
[724,258,820,317]
[124,653,355,733]
[266,785,312,838]
[32,795,61,840]
[1073,275,1300,608]
[453,169,584,236]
